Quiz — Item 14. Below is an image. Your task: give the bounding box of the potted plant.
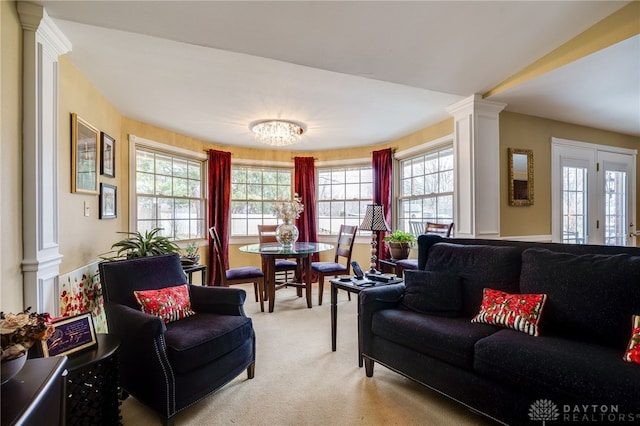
[384,230,417,260]
[181,242,201,265]
[101,227,180,261]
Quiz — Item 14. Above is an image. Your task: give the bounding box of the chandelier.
[249,120,305,147]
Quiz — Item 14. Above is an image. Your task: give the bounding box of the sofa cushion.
[471,288,547,336]
[372,309,499,369]
[520,248,640,347]
[402,270,462,317]
[164,313,253,374]
[474,329,640,410]
[425,243,523,317]
[133,284,195,324]
[624,315,640,365]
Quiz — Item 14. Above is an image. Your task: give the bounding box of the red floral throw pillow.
[471,288,547,336]
[133,284,195,324]
[623,315,640,364]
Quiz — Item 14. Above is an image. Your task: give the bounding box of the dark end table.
[65,334,121,425]
[330,277,403,367]
[183,263,206,285]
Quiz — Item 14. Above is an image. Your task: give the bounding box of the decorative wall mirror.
[508,148,534,206]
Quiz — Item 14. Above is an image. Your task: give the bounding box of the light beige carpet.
[121,284,494,425]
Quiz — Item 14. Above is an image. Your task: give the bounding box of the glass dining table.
[239,242,334,313]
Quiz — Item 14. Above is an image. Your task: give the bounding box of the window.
[230,166,292,236]
[317,166,372,235]
[135,146,205,241]
[397,146,454,234]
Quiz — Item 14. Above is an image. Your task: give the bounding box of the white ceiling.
[37,1,639,151]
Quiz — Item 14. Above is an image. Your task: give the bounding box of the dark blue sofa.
[359,235,640,424]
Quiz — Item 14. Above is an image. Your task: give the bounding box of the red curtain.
[372,148,393,262]
[294,157,319,266]
[208,150,231,286]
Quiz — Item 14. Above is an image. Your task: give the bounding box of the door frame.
[551,137,637,245]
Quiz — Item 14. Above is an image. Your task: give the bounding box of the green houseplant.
[101,227,180,261]
[181,242,201,265]
[384,230,417,260]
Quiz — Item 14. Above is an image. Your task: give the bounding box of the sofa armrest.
[189,285,247,316]
[359,283,405,355]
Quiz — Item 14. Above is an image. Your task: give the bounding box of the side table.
[330,278,403,367]
[65,334,121,425]
[183,263,206,285]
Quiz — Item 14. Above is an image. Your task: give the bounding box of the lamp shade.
[360,204,390,232]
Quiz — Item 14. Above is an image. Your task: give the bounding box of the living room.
[1,1,639,425]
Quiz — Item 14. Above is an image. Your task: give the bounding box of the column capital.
[446,94,506,118]
[18,2,71,56]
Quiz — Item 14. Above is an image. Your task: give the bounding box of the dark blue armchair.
[99,254,255,426]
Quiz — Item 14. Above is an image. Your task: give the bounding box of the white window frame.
[128,135,207,245]
[394,137,455,234]
[229,159,294,241]
[315,158,373,237]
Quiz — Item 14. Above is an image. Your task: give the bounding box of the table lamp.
[359,204,391,273]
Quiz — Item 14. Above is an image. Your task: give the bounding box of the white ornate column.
[18,2,71,313]
[446,94,506,239]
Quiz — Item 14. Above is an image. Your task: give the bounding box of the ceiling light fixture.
[249,120,306,147]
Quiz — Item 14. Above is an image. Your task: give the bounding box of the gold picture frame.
[71,113,100,194]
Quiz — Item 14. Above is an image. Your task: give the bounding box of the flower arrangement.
[274,193,304,223]
[1,308,54,361]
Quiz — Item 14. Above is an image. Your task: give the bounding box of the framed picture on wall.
[100,132,115,178]
[71,113,100,194]
[99,183,117,219]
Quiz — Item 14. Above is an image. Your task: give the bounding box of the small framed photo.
[100,132,115,178]
[99,183,117,219]
[41,312,97,357]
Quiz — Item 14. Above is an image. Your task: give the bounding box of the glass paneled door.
[600,152,633,246]
[552,139,636,246]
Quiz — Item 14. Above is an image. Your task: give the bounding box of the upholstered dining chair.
[311,224,358,305]
[257,224,298,286]
[99,253,255,426]
[209,226,266,310]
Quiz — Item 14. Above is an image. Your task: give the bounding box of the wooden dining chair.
[425,222,454,237]
[257,224,298,289]
[409,220,427,236]
[209,227,266,311]
[311,224,358,305]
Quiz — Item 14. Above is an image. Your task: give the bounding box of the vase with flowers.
[273,193,304,249]
[1,308,54,383]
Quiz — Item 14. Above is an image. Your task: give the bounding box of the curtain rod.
[202,149,233,155]
[291,156,319,160]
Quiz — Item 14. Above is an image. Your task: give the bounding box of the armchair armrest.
[359,283,405,355]
[105,303,166,341]
[189,285,247,316]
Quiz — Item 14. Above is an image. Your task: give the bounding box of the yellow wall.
[58,57,124,272]
[500,111,640,238]
[1,1,24,311]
